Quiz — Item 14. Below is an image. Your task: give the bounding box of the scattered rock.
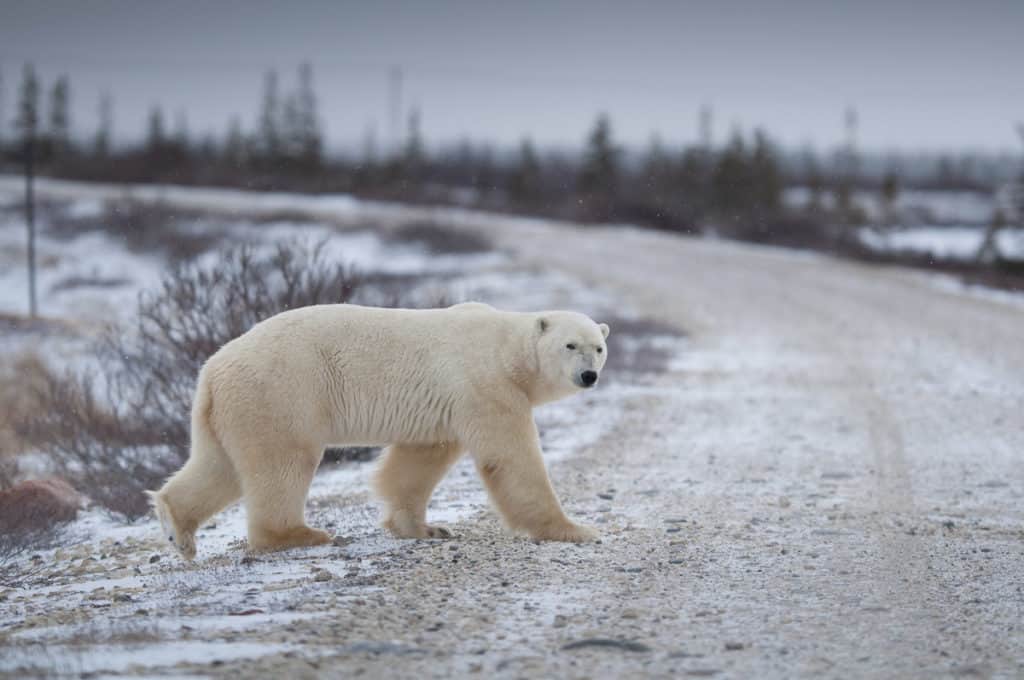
[314,570,333,582]
[778,496,791,508]
[149,554,161,564]
[597,493,615,500]
[724,641,745,651]
[562,638,652,653]
[553,614,568,628]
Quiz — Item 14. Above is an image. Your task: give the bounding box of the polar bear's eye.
[597,347,603,354]
[566,343,577,350]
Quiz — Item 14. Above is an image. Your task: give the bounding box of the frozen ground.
[857,225,1024,261]
[1,179,1022,678]
[784,184,1024,262]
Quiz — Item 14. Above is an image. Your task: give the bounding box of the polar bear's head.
[533,311,610,402]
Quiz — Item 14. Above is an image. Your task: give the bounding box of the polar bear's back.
[201,303,527,448]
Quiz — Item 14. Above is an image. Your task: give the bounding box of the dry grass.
[0,351,53,461]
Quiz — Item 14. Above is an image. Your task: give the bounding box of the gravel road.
[241,218,1024,678]
[2,182,1022,678]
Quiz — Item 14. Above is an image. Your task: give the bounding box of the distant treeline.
[1,63,1020,246]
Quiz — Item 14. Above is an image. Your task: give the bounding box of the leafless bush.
[389,220,493,254]
[20,240,372,520]
[45,198,221,260]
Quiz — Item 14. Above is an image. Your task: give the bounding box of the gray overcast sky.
[1,0,1022,154]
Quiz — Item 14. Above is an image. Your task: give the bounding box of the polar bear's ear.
[537,317,549,334]
[599,323,610,339]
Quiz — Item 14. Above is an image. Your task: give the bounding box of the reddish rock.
[0,478,82,534]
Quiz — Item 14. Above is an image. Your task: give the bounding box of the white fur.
[150,302,610,558]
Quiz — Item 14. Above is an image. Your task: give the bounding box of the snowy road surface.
[1,180,1022,678]
[471,221,1024,678]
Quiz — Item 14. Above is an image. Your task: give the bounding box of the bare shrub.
[20,240,371,520]
[45,198,221,260]
[389,220,493,255]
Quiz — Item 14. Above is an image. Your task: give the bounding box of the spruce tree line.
[0,62,1003,239]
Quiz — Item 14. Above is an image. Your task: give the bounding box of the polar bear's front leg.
[469,416,597,543]
[374,441,464,538]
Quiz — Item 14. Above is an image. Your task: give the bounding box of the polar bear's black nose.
[581,370,598,387]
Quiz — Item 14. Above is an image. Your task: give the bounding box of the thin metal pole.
[25,135,37,318]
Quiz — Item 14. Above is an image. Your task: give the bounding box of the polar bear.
[148,302,610,559]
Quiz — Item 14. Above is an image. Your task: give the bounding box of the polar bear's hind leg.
[148,432,242,560]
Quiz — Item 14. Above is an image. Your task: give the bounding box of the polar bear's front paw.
[383,514,454,539]
[425,525,453,539]
[532,521,599,543]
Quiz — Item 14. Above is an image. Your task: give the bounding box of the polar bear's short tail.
[147,371,241,561]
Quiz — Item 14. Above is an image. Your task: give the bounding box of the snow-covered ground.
[0,180,687,677]
[1,178,1022,678]
[784,184,1024,262]
[783,186,1003,226]
[857,225,1024,260]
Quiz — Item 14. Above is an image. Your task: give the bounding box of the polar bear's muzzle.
[579,370,599,388]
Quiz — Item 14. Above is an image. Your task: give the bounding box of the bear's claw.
[426,525,453,539]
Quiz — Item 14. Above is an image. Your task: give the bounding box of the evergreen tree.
[146,106,166,155]
[802,149,824,214]
[258,70,282,161]
[15,65,39,142]
[94,93,112,158]
[0,67,5,151]
[640,134,674,209]
[173,110,189,153]
[880,169,901,228]
[678,146,712,219]
[281,92,302,163]
[48,75,71,156]
[295,63,322,168]
[222,116,246,167]
[711,131,752,222]
[507,137,541,204]
[749,129,781,217]
[578,113,619,198]
[402,107,424,180]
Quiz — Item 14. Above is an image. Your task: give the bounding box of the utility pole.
[844,106,859,181]
[388,65,403,156]
[0,66,5,151]
[25,133,36,318]
[16,64,39,319]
